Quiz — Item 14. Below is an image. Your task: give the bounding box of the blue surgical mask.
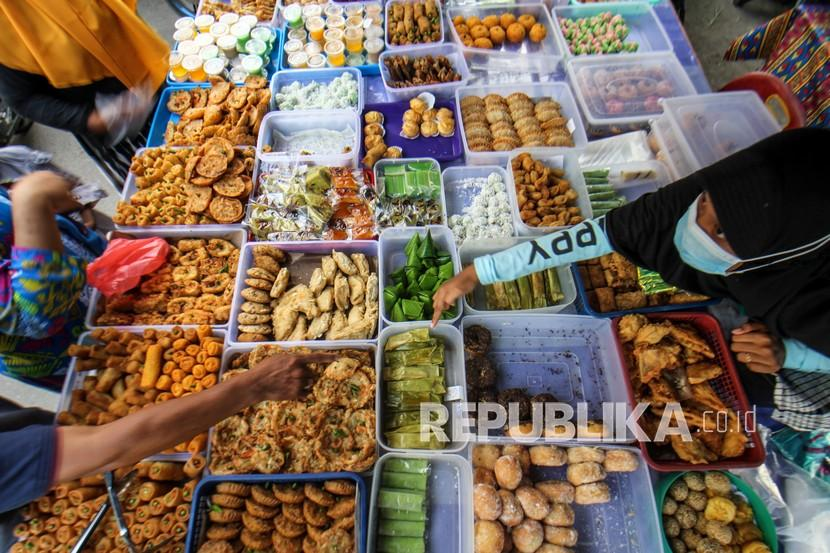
[673,196,742,276]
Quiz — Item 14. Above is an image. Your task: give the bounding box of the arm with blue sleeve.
[783,339,830,373]
[473,218,614,285]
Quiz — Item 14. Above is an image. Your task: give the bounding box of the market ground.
[0,0,793,408]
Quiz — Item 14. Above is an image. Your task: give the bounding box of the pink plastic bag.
[86,237,169,297]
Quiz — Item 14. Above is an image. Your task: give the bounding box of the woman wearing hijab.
[433,127,830,431]
[0,0,168,183]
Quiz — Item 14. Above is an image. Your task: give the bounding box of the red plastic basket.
[612,312,765,471]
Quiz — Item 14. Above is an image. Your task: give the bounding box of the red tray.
[612,312,765,471]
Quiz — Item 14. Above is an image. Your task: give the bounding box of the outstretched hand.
[431,265,479,326]
[252,352,339,400]
[731,321,784,374]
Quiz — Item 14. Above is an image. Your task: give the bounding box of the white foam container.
[256,110,360,167]
[455,82,588,165]
[85,228,247,330]
[374,157,448,229]
[659,91,782,170]
[445,3,564,74]
[441,165,515,247]
[649,113,696,180]
[461,314,632,444]
[379,43,472,102]
[376,323,468,453]
[269,67,365,113]
[384,0,445,50]
[366,452,474,553]
[378,225,462,327]
[458,237,577,315]
[465,443,661,553]
[227,240,379,345]
[506,148,593,236]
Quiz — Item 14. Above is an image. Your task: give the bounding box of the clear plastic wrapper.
[577,130,654,166]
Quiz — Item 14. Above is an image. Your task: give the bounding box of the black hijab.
[605,127,830,356]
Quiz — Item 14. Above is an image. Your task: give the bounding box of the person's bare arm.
[54,353,335,482]
[9,171,82,252]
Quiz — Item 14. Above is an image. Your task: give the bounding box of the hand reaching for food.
[432,264,479,326]
[730,321,784,374]
[252,352,339,400]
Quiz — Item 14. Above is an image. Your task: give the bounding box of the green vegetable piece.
[386,329,431,351]
[401,298,424,320]
[591,199,627,210]
[503,279,522,310]
[385,175,407,198]
[391,301,406,323]
[387,379,446,394]
[378,489,426,512]
[406,248,421,271]
[380,509,427,522]
[384,164,407,177]
[377,536,426,553]
[384,287,399,307]
[385,431,444,450]
[438,261,454,280]
[383,365,444,382]
[378,519,427,538]
[424,265,438,278]
[545,268,564,304]
[489,282,509,310]
[390,267,406,284]
[516,275,533,310]
[530,271,548,309]
[589,191,619,202]
[416,231,436,260]
[404,233,421,257]
[440,306,456,320]
[384,458,430,474]
[418,273,438,292]
[381,470,429,492]
[584,177,610,185]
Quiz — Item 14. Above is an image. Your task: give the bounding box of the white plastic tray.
[378,225,462,327]
[455,82,588,166]
[379,43,472,102]
[457,237,577,315]
[384,0,445,50]
[366,452,474,553]
[441,165,515,247]
[445,3,563,74]
[506,149,594,236]
[256,109,360,167]
[269,67,365,113]
[461,314,631,443]
[227,240,379,345]
[374,157,448,228]
[85,228,247,330]
[376,323,468,453]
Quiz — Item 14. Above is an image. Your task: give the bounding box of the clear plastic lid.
[566,52,696,125]
[660,91,781,169]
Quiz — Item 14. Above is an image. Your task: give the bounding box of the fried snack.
[511,152,582,228]
[198,0,277,22]
[387,0,441,46]
[574,482,611,505]
[383,55,462,88]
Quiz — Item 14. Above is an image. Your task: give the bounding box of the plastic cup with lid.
[241,54,264,75]
[175,16,196,31]
[324,3,343,18]
[346,53,365,67]
[173,27,196,43]
[199,44,220,61]
[288,28,308,43]
[218,13,240,26]
[203,57,227,79]
[194,14,215,33]
[364,3,382,16]
[364,37,383,63]
[324,28,344,45]
[324,40,345,67]
[239,15,259,28]
[230,22,252,50]
[209,22,229,39]
[217,34,238,58]
[251,25,276,47]
[307,54,327,69]
[306,16,325,42]
[194,33,215,48]
[169,51,187,79]
[364,24,384,41]
[327,15,346,30]
[229,67,248,82]
[303,4,323,19]
[304,41,323,56]
[178,39,200,57]
[346,15,363,29]
[345,3,364,18]
[244,38,268,57]
[344,27,364,54]
[284,39,304,56]
[283,4,303,29]
[366,12,383,26]
[287,51,309,69]
[182,55,206,81]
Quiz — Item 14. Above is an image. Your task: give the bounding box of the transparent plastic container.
[197,0,279,26]
[374,158,447,228]
[445,3,563,74]
[456,82,588,165]
[378,225,462,327]
[458,238,577,315]
[376,323,468,453]
[461,314,631,443]
[565,52,696,137]
[366,453,473,553]
[506,149,593,236]
[269,66,364,113]
[649,114,696,180]
[256,109,360,166]
[581,159,671,202]
[553,2,671,58]
[85,228,246,330]
[226,240,379,345]
[384,0,445,50]
[380,43,471,102]
[660,91,781,170]
[464,443,662,553]
[441,165,515,247]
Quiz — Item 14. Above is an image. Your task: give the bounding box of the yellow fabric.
[0,0,168,90]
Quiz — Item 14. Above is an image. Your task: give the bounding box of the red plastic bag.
[86,237,170,297]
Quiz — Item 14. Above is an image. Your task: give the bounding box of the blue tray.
[278,23,381,76]
[571,263,718,318]
[185,472,369,553]
[146,85,211,147]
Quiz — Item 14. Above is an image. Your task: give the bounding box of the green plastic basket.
[654,471,778,553]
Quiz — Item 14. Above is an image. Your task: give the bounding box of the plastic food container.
[441,165,515,245]
[256,109,360,167]
[649,113,696,180]
[654,471,779,553]
[366,453,473,553]
[186,473,369,553]
[360,100,464,163]
[197,0,280,26]
[462,314,631,443]
[269,66,364,113]
[466,444,662,553]
[612,312,766,471]
[86,228,246,329]
[445,3,563,74]
[378,225,461,327]
[582,159,670,202]
[659,91,781,171]
[384,0,445,50]
[455,82,588,166]
[565,52,697,137]
[380,43,471,102]
[373,158,448,227]
[147,85,211,147]
[57,329,226,463]
[553,2,671,58]
[506,149,594,235]
[226,240,379,345]
[458,238,577,315]
[376,323,468,453]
